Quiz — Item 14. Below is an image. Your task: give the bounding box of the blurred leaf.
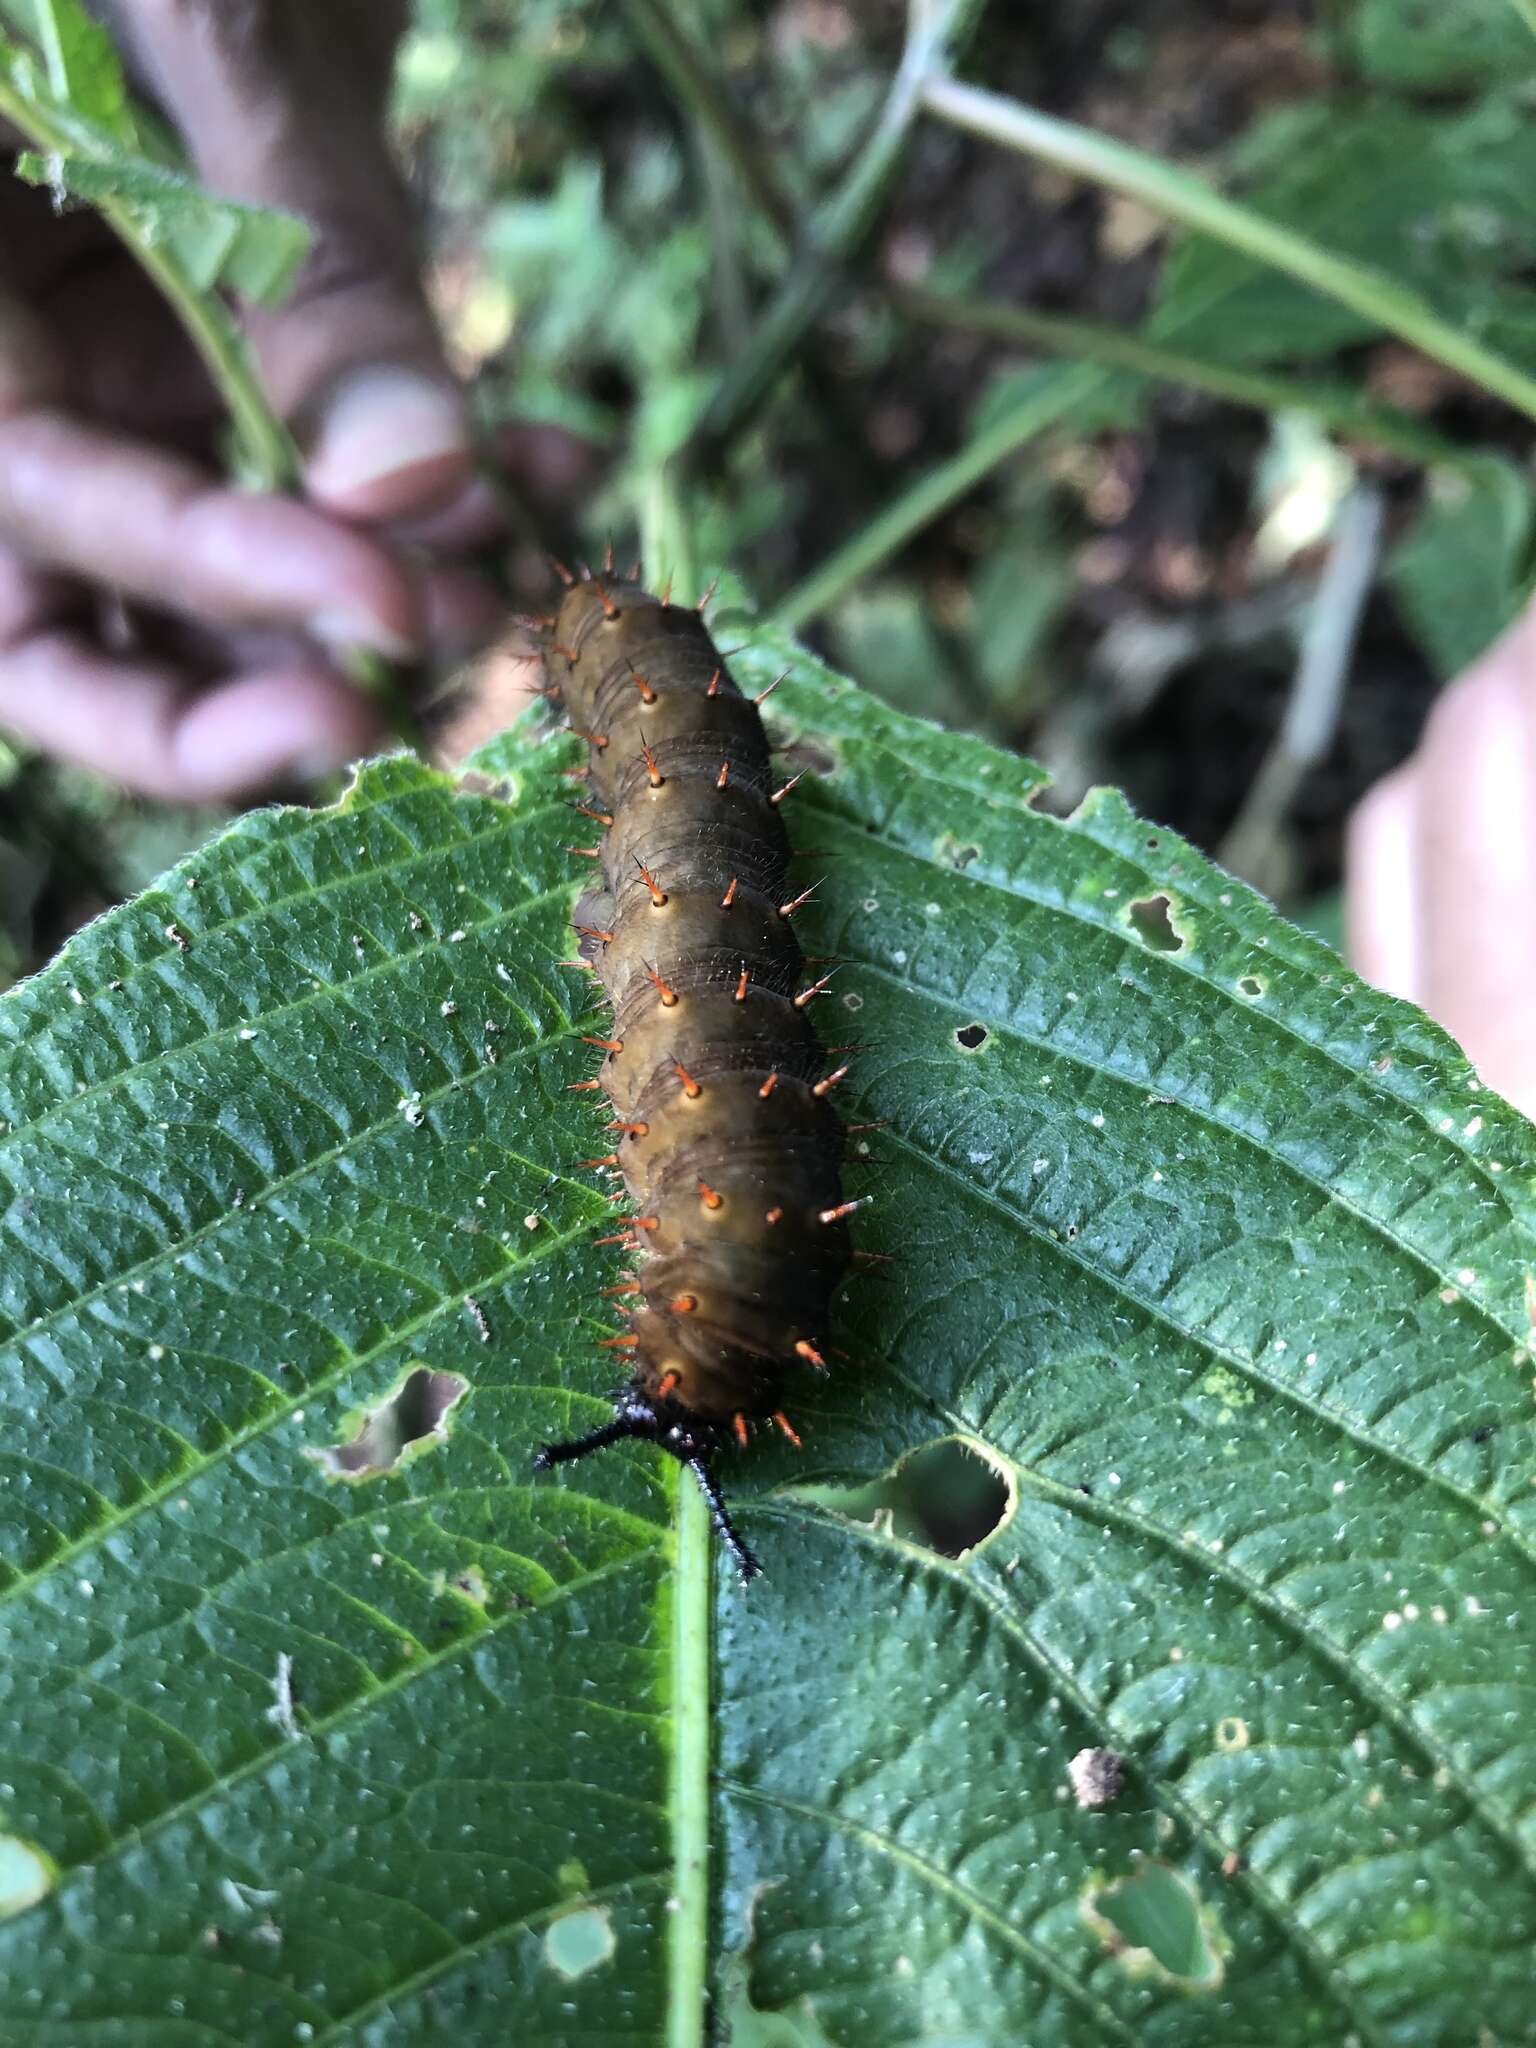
[1389,455,1534,675]
[1151,96,1536,371]
[14,149,310,304]
[1338,0,1536,90]
[969,481,1079,714]
[827,585,971,723]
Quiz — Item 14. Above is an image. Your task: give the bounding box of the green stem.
[896,287,1474,470]
[618,0,797,249]
[0,75,297,490]
[921,73,1536,427]
[640,465,699,604]
[773,364,1104,631]
[0,70,421,745]
[667,1473,713,2048]
[683,0,989,469]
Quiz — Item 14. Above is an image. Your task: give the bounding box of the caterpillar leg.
[685,1457,762,1586]
[532,1417,645,1468]
[533,1394,762,1587]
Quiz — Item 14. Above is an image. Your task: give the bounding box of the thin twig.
[921,74,1536,428]
[1218,485,1385,890]
[618,0,798,249]
[895,288,1476,471]
[772,364,1104,631]
[683,0,989,471]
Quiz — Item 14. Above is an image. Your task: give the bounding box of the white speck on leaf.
[266,1653,301,1742]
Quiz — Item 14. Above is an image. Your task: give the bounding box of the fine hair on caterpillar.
[531,562,854,1585]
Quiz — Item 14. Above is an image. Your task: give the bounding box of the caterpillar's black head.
[534,1390,762,1584]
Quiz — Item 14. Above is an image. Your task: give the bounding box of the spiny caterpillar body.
[531,563,854,1582]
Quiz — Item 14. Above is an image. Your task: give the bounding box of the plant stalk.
[896,287,1475,471]
[0,67,422,746]
[773,365,1105,631]
[683,0,989,470]
[921,73,1536,428]
[666,1473,713,2048]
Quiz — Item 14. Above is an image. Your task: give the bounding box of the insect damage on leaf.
[315,1366,469,1480]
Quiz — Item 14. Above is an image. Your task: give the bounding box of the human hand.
[0,0,513,801]
[1347,603,1536,1117]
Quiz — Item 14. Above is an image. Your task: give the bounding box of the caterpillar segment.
[531,571,851,1584]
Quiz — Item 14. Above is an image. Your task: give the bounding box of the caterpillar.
[531,564,855,1584]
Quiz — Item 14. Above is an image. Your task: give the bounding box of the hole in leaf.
[317,1368,468,1480]
[1126,894,1185,954]
[1085,1862,1227,1991]
[793,1436,1015,1559]
[0,1834,54,1921]
[955,1022,988,1051]
[717,1951,840,2047]
[1237,975,1265,999]
[543,1905,615,1980]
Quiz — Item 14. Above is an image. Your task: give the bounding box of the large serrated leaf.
[3,625,1536,2042]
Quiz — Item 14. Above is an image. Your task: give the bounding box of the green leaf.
[1388,455,1535,675]
[0,0,132,138]
[1339,0,1536,90]
[4,629,1536,2038]
[1149,95,1536,374]
[0,0,305,485]
[13,148,310,305]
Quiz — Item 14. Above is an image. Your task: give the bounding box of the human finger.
[1413,622,1536,1108]
[111,0,472,526]
[0,408,421,655]
[0,626,382,801]
[1344,766,1421,1005]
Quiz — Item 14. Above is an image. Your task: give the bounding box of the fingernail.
[311,608,421,662]
[307,365,472,517]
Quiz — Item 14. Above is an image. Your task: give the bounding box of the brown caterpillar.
[531,564,854,1583]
